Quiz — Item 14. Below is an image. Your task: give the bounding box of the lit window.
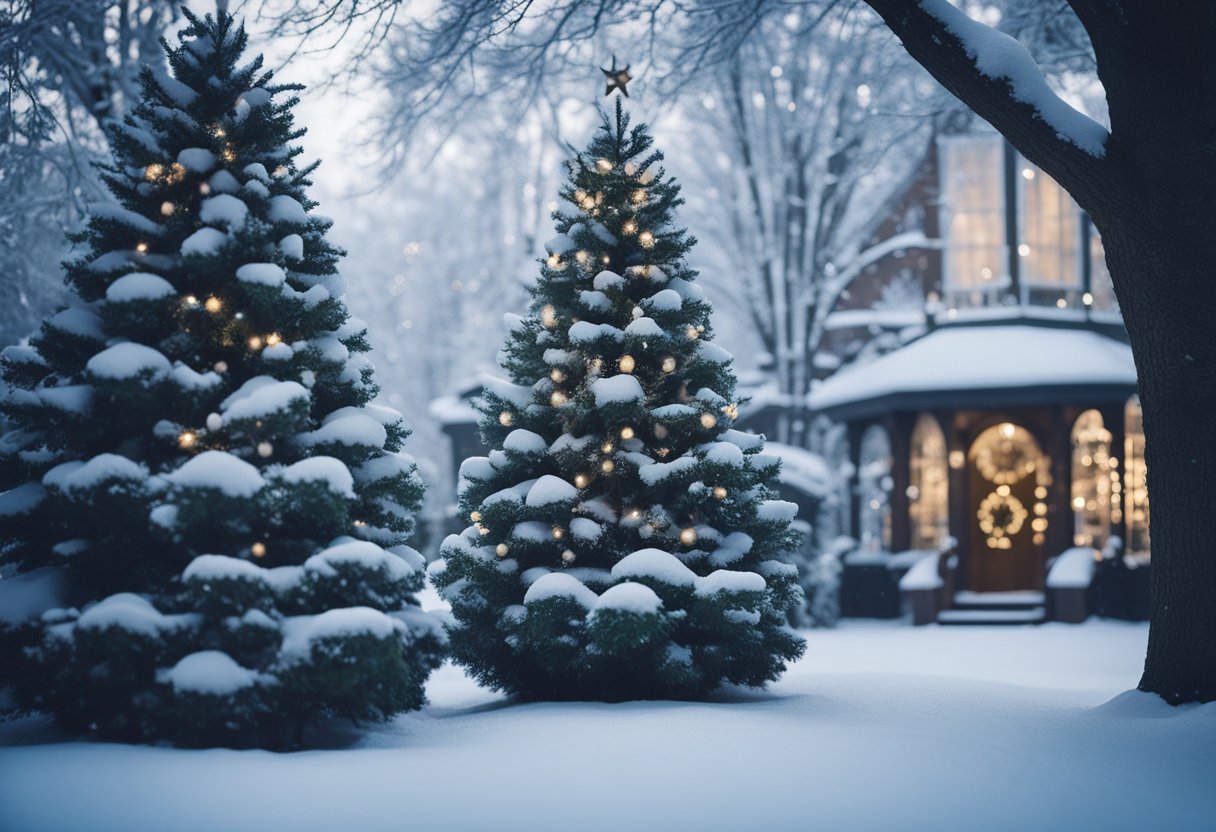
[1019,159,1080,288]
[909,414,949,549]
[1071,410,1112,548]
[940,136,1005,293]
[858,425,893,551]
[1124,396,1150,557]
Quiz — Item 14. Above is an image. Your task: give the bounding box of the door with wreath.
[966,422,1048,592]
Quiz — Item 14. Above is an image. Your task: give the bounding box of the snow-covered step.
[937,607,1046,625]
[953,590,1046,607]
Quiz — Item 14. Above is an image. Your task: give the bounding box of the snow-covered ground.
[2,619,1213,832]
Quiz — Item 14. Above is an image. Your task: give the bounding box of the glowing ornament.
[251,542,267,558]
[257,441,273,458]
[496,543,509,558]
[679,527,698,546]
[550,368,567,383]
[470,511,482,522]
[204,296,222,313]
[713,486,728,500]
[601,459,616,473]
[499,411,514,426]
[700,412,718,429]
[178,431,197,450]
[160,201,176,216]
[540,304,558,328]
[638,231,655,248]
[661,356,677,373]
[596,158,613,172]
[622,219,638,235]
[551,526,565,540]
[213,361,228,374]
[618,354,636,373]
[248,336,264,350]
[561,549,576,564]
[135,242,149,254]
[574,473,590,488]
[620,426,635,440]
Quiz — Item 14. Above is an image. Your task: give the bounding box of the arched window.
[1071,410,1112,548]
[858,424,893,551]
[1124,396,1150,556]
[909,414,949,549]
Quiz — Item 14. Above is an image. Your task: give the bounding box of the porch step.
[953,590,1045,609]
[937,606,1047,625]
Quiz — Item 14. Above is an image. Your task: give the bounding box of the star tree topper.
[601,56,632,97]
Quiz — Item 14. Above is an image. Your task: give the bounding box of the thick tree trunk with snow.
[864,0,1216,703]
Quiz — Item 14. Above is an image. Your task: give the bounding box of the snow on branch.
[919,0,1107,157]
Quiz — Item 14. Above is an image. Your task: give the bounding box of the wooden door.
[967,422,1044,592]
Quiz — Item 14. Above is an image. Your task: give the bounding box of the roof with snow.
[808,321,1137,420]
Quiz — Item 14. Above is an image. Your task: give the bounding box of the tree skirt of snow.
[4,622,1212,832]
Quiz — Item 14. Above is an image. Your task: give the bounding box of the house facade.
[811,132,1149,623]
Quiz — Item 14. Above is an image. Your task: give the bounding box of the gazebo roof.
[808,321,1138,421]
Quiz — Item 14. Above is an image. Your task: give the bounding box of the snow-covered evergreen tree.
[433,101,805,700]
[0,11,442,747]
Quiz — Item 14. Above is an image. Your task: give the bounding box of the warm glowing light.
[656,447,670,458]
[661,356,677,373]
[654,424,669,439]
[601,441,615,454]
[574,473,590,488]
[248,336,263,350]
[679,527,697,546]
[596,158,613,172]
[496,543,509,558]
[199,182,212,195]
[204,296,222,313]
[160,201,176,216]
[213,361,228,373]
[547,253,563,268]
[631,189,647,205]
[550,368,566,383]
[686,326,700,340]
[265,333,281,346]
[540,304,558,328]
[144,164,164,181]
[135,242,149,254]
[251,542,267,558]
[499,411,514,426]
[257,441,273,458]
[620,426,635,440]
[638,231,655,248]
[618,354,636,374]
[1000,423,1016,438]
[470,511,482,522]
[178,431,197,449]
[551,526,565,540]
[561,549,576,564]
[601,459,615,473]
[550,391,568,406]
[622,219,638,235]
[713,486,728,500]
[575,250,589,263]
[700,412,718,429]
[222,146,236,162]
[184,295,199,307]
[949,450,965,469]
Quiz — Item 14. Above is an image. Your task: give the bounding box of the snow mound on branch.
[481,375,534,407]
[106,273,175,302]
[645,289,682,311]
[571,517,602,541]
[77,593,197,636]
[268,195,308,224]
[167,451,265,497]
[0,567,65,625]
[0,483,44,517]
[208,170,241,193]
[523,573,597,608]
[526,475,578,507]
[58,454,146,491]
[163,651,266,695]
[177,148,216,173]
[86,342,171,380]
[591,375,645,406]
[503,430,547,454]
[593,582,662,615]
[300,414,387,449]
[697,341,733,364]
[696,570,766,596]
[569,321,623,343]
[545,234,575,254]
[235,263,285,287]
[624,318,663,337]
[280,607,404,658]
[38,385,92,413]
[183,554,267,583]
[593,271,625,290]
[757,500,798,522]
[612,549,698,587]
[222,380,308,423]
[47,308,103,340]
[280,234,304,260]
[181,227,227,255]
[305,541,415,580]
[199,194,248,229]
[155,75,197,107]
[280,457,355,497]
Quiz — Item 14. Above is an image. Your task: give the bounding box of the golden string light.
[620,426,635,440]
[661,356,677,373]
[550,391,568,407]
[638,231,655,248]
[257,441,273,458]
[622,219,638,235]
[178,431,197,449]
[135,242,149,254]
[713,486,728,500]
[470,511,482,522]
[551,526,565,540]
[618,354,635,373]
[574,473,590,488]
[204,296,222,313]
[161,201,176,216]
[596,158,613,172]
[601,459,615,473]
[679,527,698,546]
[540,304,558,328]
[550,368,567,383]
[248,336,263,350]
[251,541,267,558]
[499,411,514,426]
[700,412,718,429]
[495,543,509,558]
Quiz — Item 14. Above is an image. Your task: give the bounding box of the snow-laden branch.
[822,230,938,311]
[919,0,1107,157]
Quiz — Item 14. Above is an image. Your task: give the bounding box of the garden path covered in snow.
[2,619,1213,831]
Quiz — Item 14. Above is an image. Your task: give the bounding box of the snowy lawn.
[3,619,1214,832]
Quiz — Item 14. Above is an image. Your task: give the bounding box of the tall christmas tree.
[0,11,442,747]
[434,100,805,700]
